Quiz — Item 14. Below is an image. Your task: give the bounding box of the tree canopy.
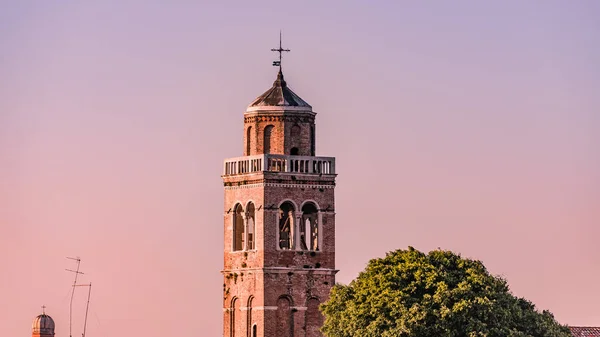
[320,247,571,337]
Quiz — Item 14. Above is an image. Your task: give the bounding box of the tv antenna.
[73,283,92,337]
[66,257,84,337]
[271,31,290,69]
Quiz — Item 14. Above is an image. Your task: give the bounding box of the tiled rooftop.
[248,70,311,109]
[571,327,600,337]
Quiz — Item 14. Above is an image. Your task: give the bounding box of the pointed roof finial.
[247,33,311,111]
[41,305,46,314]
[271,30,290,71]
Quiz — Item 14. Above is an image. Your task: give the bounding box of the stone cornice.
[222,267,339,275]
[243,114,315,124]
[223,180,336,190]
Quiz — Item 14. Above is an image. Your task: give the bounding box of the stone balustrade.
[223,154,336,176]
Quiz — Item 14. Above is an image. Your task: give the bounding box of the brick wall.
[243,112,316,156]
[222,171,336,337]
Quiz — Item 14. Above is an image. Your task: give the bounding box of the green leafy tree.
[321,247,571,337]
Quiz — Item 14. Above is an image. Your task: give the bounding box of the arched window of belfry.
[264,125,274,154]
[246,126,252,155]
[278,202,295,250]
[246,202,255,250]
[233,204,245,251]
[301,203,319,251]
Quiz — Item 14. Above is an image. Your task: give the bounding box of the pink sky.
[1,2,599,337]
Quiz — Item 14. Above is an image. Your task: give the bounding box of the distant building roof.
[32,313,55,335]
[571,327,600,337]
[247,70,312,111]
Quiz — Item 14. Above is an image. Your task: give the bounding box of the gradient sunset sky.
[1,1,599,337]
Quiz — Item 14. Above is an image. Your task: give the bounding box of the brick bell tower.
[221,40,337,337]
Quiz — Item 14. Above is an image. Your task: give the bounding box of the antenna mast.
[66,257,84,337]
[74,283,92,337]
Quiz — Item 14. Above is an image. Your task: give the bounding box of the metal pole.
[82,283,92,337]
[66,257,83,337]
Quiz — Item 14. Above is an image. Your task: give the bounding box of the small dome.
[32,314,55,335]
[247,70,312,111]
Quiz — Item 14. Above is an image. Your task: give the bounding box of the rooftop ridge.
[570,326,600,337]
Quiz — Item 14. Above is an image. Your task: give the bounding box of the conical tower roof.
[247,70,312,112]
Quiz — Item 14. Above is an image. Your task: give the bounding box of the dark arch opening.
[291,124,301,155]
[278,202,295,250]
[301,203,319,251]
[246,126,252,155]
[233,204,245,251]
[246,202,255,250]
[264,125,274,154]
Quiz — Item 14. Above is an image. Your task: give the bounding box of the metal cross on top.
[41,305,46,314]
[271,31,290,69]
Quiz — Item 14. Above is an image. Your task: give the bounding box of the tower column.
[317,211,323,252]
[288,210,295,251]
[294,212,303,250]
[241,211,248,251]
